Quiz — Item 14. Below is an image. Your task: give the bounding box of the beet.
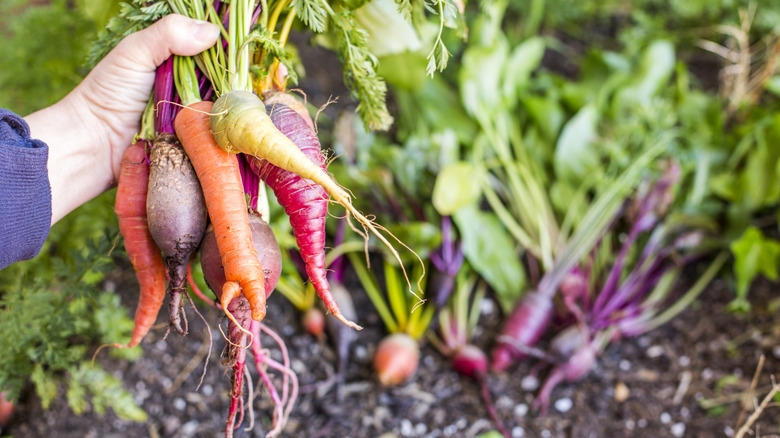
[146,134,208,335]
[200,211,282,299]
[373,333,420,386]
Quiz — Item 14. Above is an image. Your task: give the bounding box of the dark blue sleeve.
[0,108,52,270]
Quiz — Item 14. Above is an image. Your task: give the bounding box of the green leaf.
[433,162,484,215]
[70,363,147,422]
[453,205,526,313]
[459,35,509,118]
[291,0,329,33]
[502,36,545,103]
[476,432,506,438]
[613,40,675,111]
[729,227,780,312]
[31,363,58,410]
[521,94,565,143]
[554,103,601,183]
[378,51,428,91]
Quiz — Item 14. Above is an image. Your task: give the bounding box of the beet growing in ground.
[5,261,779,438]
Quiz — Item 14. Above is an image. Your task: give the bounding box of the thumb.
[116,14,220,71]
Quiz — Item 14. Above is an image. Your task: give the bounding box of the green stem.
[481,179,541,257]
[348,253,399,333]
[645,252,728,331]
[385,262,407,331]
[174,55,201,105]
[275,277,307,309]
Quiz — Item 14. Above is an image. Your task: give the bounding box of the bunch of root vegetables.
[102,1,414,436]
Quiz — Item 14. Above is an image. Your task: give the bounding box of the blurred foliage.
[0,0,121,115]
[0,0,139,420]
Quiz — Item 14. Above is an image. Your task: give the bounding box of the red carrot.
[113,141,166,348]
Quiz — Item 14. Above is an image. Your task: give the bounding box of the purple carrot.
[248,100,358,329]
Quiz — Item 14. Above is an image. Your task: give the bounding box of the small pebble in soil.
[291,358,306,374]
[355,345,367,360]
[201,384,213,396]
[660,412,671,424]
[724,425,735,437]
[511,426,525,437]
[773,345,780,359]
[496,395,514,410]
[443,424,458,436]
[680,406,690,418]
[540,429,552,438]
[414,422,427,435]
[180,420,199,436]
[521,375,539,391]
[480,297,495,315]
[400,418,414,436]
[625,419,635,430]
[646,345,664,358]
[678,355,691,367]
[619,359,631,371]
[701,368,713,380]
[614,382,630,402]
[513,403,529,418]
[173,397,186,411]
[554,397,573,413]
[671,422,685,437]
[103,280,116,292]
[637,419,648,428]
[163,416,181,434]
[423,355,435,367]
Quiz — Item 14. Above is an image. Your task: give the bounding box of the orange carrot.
[114,141,166,348]
[174,101,267,322]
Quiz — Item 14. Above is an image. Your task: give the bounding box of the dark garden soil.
[5,259,780,438]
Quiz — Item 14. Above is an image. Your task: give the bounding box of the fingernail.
[192,21,219,43]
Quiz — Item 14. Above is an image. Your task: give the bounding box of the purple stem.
[238,155,260,211]
[591,203,656,316]
[251,1,263,25]
[592,243,667,325]
[429,216,464,310]
[154,57,176,134]
[199,72,214,102]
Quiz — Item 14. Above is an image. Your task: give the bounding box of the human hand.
[25,14,219,225]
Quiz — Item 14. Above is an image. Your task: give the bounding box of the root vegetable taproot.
[373,332,420,386]
[200,211,282,437]
[113,141,166,348]
[174,100,267,324]
[146,133,207,335]
[491,291,554,372]
[246,101,358,330]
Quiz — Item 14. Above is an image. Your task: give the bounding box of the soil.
[4,260,780,438]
